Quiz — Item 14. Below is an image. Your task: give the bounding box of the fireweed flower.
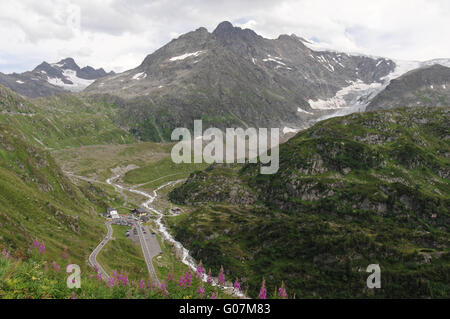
[233,280,241,292]
[258,279,267,300]
[51,261,60,272]
[278,281,287,298]
[196,261,205,277]
[93,264,99,273]
[39,242,46,254]
[139,279,146,289]
[62,251,68,259]
[210,293,217,299]
[197,286,205,298]
[184,271,192,286]
[120,275,129,286]
[167,272,174,281]
[107,277,115,287]
[207,270,213,284]
[96,273,102,281]
[218,266,225,285]
[33,240,39,248]
[178,276,186,289]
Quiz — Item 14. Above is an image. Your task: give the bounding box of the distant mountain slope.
[168,106,450,298]
[84,21,396,141]
[367,64,450,111]
[0,85,136,149]
[0,58,113,98]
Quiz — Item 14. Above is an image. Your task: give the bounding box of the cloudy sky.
[1,0,449,73]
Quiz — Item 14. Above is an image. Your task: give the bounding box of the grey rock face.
[367,64,450,111]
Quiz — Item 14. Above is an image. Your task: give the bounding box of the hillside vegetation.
[0,85,121,267]
[0,85,136,150]
[169,106,450,298]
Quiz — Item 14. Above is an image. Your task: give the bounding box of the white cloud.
[0,0,449,73]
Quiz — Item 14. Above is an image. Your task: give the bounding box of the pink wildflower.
[120,275,129,286]
[196,261,205,277]
[233,280,241,292]
[258,279,267,300]
[107,277,115,287]
[39,242,46,254]
[184,271,192,286]
[139,279,145,289]
[178,276,186,289]
[207,270,213,284]
[51,261,60,272]
[197,286,205,298]
[278,281,287,298]
[218,266,225,285]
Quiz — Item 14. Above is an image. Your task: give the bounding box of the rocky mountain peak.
[58,57,79,69]
[212,21,234,34]
[212,21,260,42]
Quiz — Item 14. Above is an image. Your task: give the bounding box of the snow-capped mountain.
[366,64,450,111]
[85,21,450,141]
[84,21,399,140]
[0,58,113,98]
[1,22,448,136]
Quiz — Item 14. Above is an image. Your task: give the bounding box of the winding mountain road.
[86,172,244,297]
[88,222,112,280]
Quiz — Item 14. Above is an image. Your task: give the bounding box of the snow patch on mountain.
[169,51,204,62]
[308,80,382,110]
[132,72,147,80]
[263,55,287,66]
[47,69,95,92]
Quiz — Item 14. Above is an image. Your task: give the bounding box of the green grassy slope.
[168,107,450,298]
[0,121,108,265]
[0,86,118,267]
[0,86,136,150]
[123,157,209,188]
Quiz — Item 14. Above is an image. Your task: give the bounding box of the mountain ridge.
[84,21,398,141]
[367,64,450,111]
[0,58,113,98]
